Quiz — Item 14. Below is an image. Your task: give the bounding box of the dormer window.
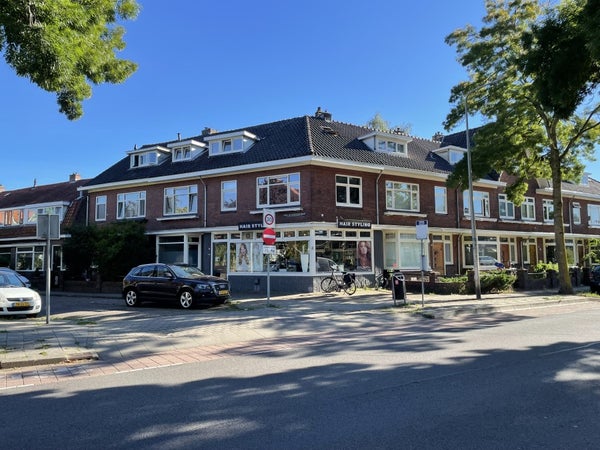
[359,131,412,157]
[377,139,406,155]
[173,146,191,161]
[433,145,466,165]
[128,145,169,169]
[205,130,258,156]
[167,139,205,163]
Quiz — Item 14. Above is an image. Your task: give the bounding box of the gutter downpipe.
[375,168,384,225]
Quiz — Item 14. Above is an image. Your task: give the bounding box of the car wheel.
[124,288,140,307]
[179,290,194,309]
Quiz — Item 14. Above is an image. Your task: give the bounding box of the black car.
[122,263,230,309]
[590,265,600,294]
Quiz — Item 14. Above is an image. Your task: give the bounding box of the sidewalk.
[0,288,596,373]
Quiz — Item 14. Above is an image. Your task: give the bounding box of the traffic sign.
[416,220,428,240]
[263,209,276,227]
[262,227,276,245]
[262,244,276,255]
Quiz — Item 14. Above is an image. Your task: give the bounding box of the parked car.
[589,265,600,294]
[478,256,505,271]
[122,263,231,309]
[0,268,42,317]
[0,267,32,288]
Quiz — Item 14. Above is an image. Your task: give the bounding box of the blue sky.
[1,0,596,190]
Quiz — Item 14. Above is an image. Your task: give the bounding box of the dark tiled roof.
[0,179,89,209]
[84,116,452,188]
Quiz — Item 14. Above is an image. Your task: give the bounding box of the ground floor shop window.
[213,229,372,275]
[383,232,426,270]
[157,235,199,266]
[16,246,44,271]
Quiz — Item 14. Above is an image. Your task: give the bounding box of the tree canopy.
[0,0,139,119]
[444,0,600,294]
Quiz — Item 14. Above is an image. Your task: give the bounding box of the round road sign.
[262,228,276,245]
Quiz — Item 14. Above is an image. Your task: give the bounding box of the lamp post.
[464,96,482,299]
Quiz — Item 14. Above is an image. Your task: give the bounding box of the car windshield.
[169,265,206,279]
[0,272,25,287]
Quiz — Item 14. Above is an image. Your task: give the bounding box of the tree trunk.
[551,148,573,294]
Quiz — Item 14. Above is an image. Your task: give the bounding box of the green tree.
[95,221,154,281]
[62,224,99,279]
[366,112,412,134]
[0,0,139,119]
[444,0,600,294]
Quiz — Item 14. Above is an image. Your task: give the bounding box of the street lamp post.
[464,97,482,299]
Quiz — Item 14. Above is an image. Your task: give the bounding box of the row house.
[0,174,88,280]
[80,109,600,293]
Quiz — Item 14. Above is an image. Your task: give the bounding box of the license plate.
[219,290,229,296]
[13,302,29,307]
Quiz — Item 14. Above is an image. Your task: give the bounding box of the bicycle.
[375,269,391,290]
[320,269,357,295]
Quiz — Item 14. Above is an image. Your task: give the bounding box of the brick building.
[80,109,600,293]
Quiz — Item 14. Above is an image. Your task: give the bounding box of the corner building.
[82,109,600,294]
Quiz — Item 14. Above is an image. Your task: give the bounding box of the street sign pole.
[262,227,277,307]
[416,220,429,307]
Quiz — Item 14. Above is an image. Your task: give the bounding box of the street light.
[464,96,482,299]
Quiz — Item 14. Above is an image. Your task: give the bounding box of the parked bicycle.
[375,269,391,290]
[321,269,357,295]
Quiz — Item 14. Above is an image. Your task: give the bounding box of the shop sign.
[337,219,371,229]
[238,222,263,231]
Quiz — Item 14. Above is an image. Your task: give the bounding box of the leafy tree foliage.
[64,221,153,281]
[366,112,412,134]
[0,0,139,119]
[444,0,600,294]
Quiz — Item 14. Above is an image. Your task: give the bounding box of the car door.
[152,264,180,302]
[134,265,157,298]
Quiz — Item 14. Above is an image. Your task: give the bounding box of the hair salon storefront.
[214,219,375,294]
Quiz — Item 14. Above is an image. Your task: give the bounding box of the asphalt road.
[2,301,599,449]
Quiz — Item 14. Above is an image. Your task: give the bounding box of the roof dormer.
[204,130,258,156]
[167,139,206,162]
[432,145,467,165]
[359,131,412,157]
[127,145,170,169]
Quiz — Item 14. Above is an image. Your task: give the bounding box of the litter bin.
[392,270,406,305]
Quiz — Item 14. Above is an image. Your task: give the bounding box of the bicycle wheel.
[343,281,356,295]
[321,277,337,293]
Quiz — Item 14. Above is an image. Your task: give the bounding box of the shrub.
[479,270,517,294]
[530,262,558,273]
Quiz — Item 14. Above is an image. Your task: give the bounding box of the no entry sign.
[262,227,276,245]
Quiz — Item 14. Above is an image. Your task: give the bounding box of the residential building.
[0,174,88,282]
[81,109,600,293]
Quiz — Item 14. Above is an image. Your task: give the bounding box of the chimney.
[69,173,81,183]
[0,184,5,193]
[432,131,444,142]
[314,106,332,122]
[582,172,590,186]
[202,127,218,136]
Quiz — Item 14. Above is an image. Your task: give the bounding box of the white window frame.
[221,180,237,211]
[463,190,490,217]
[164,185,198,216]
[588,204,600,226]
[336,175,362,207]
[257,173,301,207]
[543,199,554,222]
[117,191,146,219]
[434,186,447,214]
[498,194,515,219]
[172,146,192,162]
[130,151,157,168]
[521,197,536,221]
[95,195,107,221]
[572,202,581,225]
[386,181,419,212]
[377,139,407,155]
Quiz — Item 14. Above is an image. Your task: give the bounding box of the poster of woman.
[237,242,250,271]
[356,240,371,271]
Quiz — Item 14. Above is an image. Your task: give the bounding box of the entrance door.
[432,242,445,274]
